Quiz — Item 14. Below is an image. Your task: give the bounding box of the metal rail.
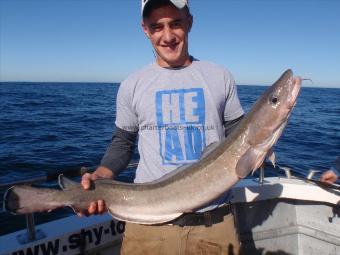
[0,162,139,189]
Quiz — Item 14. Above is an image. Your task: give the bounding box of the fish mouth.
[287,76,301,109]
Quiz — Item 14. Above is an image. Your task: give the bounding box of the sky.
[0,0,339,87]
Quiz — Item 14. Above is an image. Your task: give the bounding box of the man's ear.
[141,20,150,39]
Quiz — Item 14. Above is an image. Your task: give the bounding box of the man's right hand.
[78,166,114,217]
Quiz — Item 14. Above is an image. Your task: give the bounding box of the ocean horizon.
[1,81,339,89]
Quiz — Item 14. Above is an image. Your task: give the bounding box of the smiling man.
[141,0,192,68]
[81,0,245,254]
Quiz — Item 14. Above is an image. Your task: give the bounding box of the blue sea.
[0,82,339,236]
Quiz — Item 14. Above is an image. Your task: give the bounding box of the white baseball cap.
[141,0,189,17]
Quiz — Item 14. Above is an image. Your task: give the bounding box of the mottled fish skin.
[4,69,301,224]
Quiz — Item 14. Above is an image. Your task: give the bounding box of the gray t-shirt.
[115,60,244,209]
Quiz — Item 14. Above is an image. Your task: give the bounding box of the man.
[81,0,243,254]
[79,1,338,254]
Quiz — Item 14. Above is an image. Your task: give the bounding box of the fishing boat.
[1,167,339,255]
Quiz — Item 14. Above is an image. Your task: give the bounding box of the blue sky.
[0,0,339,87]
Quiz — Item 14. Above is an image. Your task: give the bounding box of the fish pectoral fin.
[58,174,79,190]
[236,147,267,178]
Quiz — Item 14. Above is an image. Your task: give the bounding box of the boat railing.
[0,162,139,189]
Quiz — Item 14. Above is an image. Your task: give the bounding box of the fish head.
[236,69,301,177]
[265,69,301,120]
[247,69,301,147]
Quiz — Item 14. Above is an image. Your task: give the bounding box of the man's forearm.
[100,127,138,178]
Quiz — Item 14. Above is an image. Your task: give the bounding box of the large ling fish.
[4,69,301,224]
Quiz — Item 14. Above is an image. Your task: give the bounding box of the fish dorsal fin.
[200,142,219,159]
[58,174,78,190]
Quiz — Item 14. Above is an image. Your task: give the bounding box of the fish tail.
[3,185,63,214]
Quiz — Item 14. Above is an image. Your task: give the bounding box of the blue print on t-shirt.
[156,88,206,165]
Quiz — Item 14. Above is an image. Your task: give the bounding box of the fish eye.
[270,95,278,104]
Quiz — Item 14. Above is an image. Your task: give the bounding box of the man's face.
[142,4,193,68]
